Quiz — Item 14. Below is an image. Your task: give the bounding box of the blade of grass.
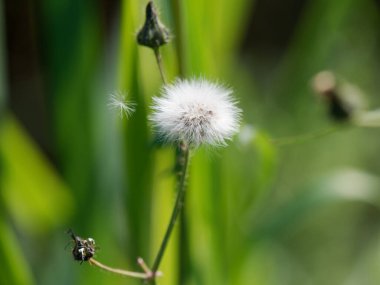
[0,115,74,234]
[119,0,154,262]
[0,210,34,285]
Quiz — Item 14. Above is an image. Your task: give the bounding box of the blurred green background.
[1,0,380,284]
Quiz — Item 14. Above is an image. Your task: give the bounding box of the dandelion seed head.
[150,78,242,147]
[108,92,135,118]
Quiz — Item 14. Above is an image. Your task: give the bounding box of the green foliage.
[0,0,5,117]
[0,116,73,234]
[0,216,34,285]
[1,0,380,284]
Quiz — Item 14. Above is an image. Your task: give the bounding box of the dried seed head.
[67,229,97,263]
[312,71,352,121]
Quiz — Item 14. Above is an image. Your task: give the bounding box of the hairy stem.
[151,143,190,278]
[153,47,167,84]
[170,1,189,282]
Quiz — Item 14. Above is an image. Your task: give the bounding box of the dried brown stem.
[89,258,160,280]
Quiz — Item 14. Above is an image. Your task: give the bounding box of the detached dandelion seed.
[150,78,241,147]
[108,92,135,118]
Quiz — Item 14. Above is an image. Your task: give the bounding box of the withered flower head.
[137,1,171,49]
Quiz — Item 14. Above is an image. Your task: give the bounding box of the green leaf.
[119,0,154,262]
[0,115,74,234]
[0,215,34,285]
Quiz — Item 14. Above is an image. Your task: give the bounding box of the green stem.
[153,47,167,84]
[170,1,189,282]
[271,126,342,147]
[150,2,189,283]
[179,202,190,284]
[151,143,190,276]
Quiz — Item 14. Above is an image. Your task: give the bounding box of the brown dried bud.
[312,71,353,121]
[137,1,171,49]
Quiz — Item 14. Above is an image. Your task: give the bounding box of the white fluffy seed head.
[108,91,136,118]
[150,78,242,147]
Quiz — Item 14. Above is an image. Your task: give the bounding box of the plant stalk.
[151,142,190,278]
[170,1,189,283]
[89,258,149,279]
[153,47,167,84]
[271,126,341,146]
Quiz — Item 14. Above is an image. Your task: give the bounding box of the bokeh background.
[1,0,380,284]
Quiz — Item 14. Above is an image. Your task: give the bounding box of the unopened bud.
[137,1,171,49]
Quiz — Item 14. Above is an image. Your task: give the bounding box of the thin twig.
[151,143,190,276]
[138,257,153,276]
[89,258,148,279]
[271,126,342,147]
[154,47,167,84]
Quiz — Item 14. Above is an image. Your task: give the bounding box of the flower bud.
[137,1,171,49]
